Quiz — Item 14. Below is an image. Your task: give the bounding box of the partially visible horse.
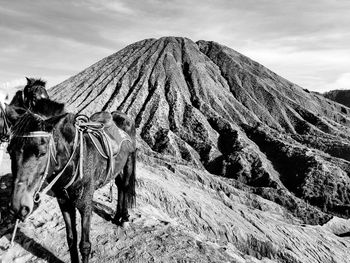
[0,77,49,143]
[7,99,136,263]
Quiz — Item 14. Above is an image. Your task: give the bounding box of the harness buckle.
[33,192,41,203]
[63,188,70,199]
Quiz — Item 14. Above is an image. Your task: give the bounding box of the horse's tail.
[126,149,136,208]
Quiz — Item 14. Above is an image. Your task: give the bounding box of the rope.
[10,219,19,247]
[39,128,80,197]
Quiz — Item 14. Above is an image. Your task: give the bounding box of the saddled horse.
[7,99,136,263]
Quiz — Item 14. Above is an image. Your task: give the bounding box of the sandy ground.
[1,152,350,263]
[0,155,237,263]
[0,154,237,263]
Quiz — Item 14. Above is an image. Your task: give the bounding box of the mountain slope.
[2,163,350,263]
[50,37,350,223]
[324,89,350,108]
[4,36,348,262]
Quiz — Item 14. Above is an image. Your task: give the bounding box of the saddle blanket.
[89,111,134,158]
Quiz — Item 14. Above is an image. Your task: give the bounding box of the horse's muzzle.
[18,206,30,221]
[11,192,34,221]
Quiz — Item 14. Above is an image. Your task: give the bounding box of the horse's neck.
[10,91,24,107]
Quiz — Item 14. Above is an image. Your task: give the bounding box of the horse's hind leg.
[113,189,129,226]
[77,198,93,263]
[113,151,136,225]
[122,151,136,222]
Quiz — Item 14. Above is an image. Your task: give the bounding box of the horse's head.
[7,99,69,221]
[23,77,49,109]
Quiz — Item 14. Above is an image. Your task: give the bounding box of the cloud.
[83,0,135,15]
[325,73,350,91]
[0,78,25,90]
[0,0,349,92]
[0,2,122,49]
[0,78,25,105]
[240,47,350,92]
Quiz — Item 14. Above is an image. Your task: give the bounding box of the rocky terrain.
[324,89,350,108]
[2,36,350,262]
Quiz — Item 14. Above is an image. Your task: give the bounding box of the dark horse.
[0,77,49,142]
[7,99,136,263]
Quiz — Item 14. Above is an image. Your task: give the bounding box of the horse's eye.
[36,150,47,158]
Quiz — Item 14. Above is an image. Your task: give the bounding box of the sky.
[0,0,349,97]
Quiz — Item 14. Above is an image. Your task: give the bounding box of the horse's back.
[90,111,114,127]
[111,111,136,138]
[90,111,135,154]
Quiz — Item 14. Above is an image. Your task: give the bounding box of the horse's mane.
[10,90,24,106]
[10,99,65,137]
[7,112,46,153]
[8,99,67,151]
[25,78,46,88]
[24,78,48,100]
[31,98,65,117]
[11,112,45,137]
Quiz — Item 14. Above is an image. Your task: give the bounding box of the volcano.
[2,37,350,262]
[51,36,350,221]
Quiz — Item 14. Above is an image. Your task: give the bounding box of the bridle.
[17,131,57,202]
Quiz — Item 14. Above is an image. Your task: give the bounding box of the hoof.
[112,213,130,226]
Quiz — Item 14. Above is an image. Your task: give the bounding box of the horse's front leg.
[78,201,92,263]
[57,198,79,263]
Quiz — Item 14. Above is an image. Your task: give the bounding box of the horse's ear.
[25,77,31,85]
[5,104,26,125]
[44,113,68,132]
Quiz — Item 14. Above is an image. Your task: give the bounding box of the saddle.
[89,111,134,159]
